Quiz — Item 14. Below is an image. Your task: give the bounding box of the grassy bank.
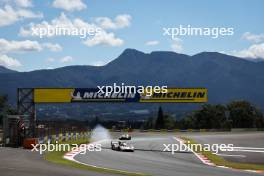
[181,137,264,171]
[44,138,149,176]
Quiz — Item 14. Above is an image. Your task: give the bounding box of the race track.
[188,132,264,165]
[74,134,262,176]
[0,147,115,176]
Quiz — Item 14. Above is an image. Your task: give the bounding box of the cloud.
[0,54,21,68]
[0,5,43,27]
[19,13,96,38]
[242,32,264,43]
[0,38,62,53]
[95,14,131,29]
[83,31,123,47]
[0,38,42,53]
[15,0,33,7]
[46,57,55,63]
[145,40,159,46]
[91,60,107,66]
[52,0,86,11]
[232,43,264,59]
[20,13,124,47]
[60,56,74,63]
[46,56,74,63]
[171,38,183,53]
[43,43,62,52]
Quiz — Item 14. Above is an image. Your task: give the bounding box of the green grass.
[181,137,264,171]
[44,138,149,176]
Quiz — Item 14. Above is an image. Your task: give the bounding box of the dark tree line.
[142,106,175,130]
[0,95,17,126]
[176,101,264,129]
[143,101,264,130]
[1,94,264,130]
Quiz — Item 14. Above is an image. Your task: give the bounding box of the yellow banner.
[139,88,207,103]
[33,88,208,103]
[34,88,73,103]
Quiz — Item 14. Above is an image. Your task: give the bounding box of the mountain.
[0,66,17,73]
[243,58,264,63]
[0,49,264,118]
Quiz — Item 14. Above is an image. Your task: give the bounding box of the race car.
[111,141,134,152]
[119,134,132,140]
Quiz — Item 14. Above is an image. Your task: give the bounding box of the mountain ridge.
[0,49,263,114]
[0,49,262,73]
[0,66,17,73]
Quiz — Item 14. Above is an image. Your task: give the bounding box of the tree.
[228,101,263,128]
[0,95,8,126]
[155,106,165,129]
[191,104,227,129]
[143,117,155,129]
[177,113,196,129]
[0,95,8,111]
[163,115,175,129]
[255,115,264,129]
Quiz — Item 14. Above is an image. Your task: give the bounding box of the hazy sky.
[0,0,264,71]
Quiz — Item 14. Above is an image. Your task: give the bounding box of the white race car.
[119,134,132,140]
[111,141,134,152]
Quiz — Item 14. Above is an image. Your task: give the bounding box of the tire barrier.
[36,131,90,144]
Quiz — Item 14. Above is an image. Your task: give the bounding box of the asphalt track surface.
[0,147,116,176]
[0,132,263,176]
[75,133,263,176]
[187,132,264,165]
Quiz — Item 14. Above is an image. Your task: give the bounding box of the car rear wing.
[111,141,119,145]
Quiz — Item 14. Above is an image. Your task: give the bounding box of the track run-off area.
[68,132,264,176]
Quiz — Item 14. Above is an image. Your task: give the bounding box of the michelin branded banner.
[33,88,207,103]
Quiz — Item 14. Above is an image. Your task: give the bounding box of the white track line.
[173,137,216,166]
[232,147,264,150]
[216,153,246,157]
[64,137,264,175]
[232,149,264,153]
[173,137,264,174]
